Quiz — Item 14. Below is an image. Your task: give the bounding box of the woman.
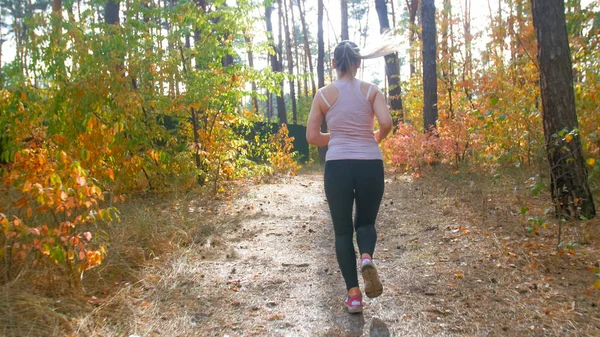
[306,40,393,314]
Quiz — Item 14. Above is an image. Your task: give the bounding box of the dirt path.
[113,172,600,337]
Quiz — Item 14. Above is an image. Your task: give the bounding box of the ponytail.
[333,30,402,74]
[359,30,403,59]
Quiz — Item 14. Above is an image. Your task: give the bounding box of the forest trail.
[113,173,600,337]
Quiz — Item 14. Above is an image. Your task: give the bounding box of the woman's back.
[320,79,381,161]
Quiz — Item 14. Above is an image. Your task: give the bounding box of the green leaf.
[530,181,547,197]
[520,206,529,215]
[50,246,66,263]
[490,96,499,106]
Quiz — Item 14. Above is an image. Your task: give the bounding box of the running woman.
[306,40,393,314]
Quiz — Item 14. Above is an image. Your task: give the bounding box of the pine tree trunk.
[422,0,438,133]
[192,0,207,172]
[105,0,120,24]
[297,0,316,96]
[375,0,403,123]
[530,0,596,219]
[317,0,327,165]
[341,0,349,40]
[244,34,259,113]
[51,0,63,81]
[283,0,297,123]
[266,4,287,124]
[407,0,420,77]
[289,0,302,98]
[441,0,453,118]
[463,0,472,103]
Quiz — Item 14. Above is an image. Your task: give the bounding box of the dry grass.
[0,183,234,337]
[1,165,599,336]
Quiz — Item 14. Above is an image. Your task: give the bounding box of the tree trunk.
[375,0,403,123]
[289,0,302,99]
[317,0,327,165]
[51,0,64,81]
[422,0,438,133]
[192,0,207,173]
[244,33,259,113]
[463,0,473,103]
[297,0,316,96]
[530,0,596,219]
[441,0,453,118]
[341,0,349,40]
[266,4,288,124]
[407,0,420,77]
[283,0,297,123]
[105,0,120,26]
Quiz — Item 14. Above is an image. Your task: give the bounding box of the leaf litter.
[69,171,600,336]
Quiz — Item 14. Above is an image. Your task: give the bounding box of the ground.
[73,171,600,336]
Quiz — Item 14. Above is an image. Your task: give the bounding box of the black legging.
[324,159,384,290]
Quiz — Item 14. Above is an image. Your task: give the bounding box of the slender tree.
[341,0,349,40]
[244,32,259,113]
[406,0,420,77]
[375,0,403,123]
[440,0,454,118]
[192,0,207,172]
[530,0,596,219]
[266,3,288,124]
[283,0,297,123]
[462,0,472,102]
[51,0,64,82]
[317,0,327,164]
[289,0,302,98]
[422,0,438,132]
[297,0,316,96]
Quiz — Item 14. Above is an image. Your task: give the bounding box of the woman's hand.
[374,129,382,143]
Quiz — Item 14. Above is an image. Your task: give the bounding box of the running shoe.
[361,258,383,298]
[344,294,363,314]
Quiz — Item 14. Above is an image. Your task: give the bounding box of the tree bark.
[283,0,297,123]
[530,0,596,219]
[289,0,302,98]
[244,33,259,113]
[105,1,119,26]
[297,0,316,96]
[341,0,349,40]
[407,0,420,77]
[375,0,403,123]
[441,0,453,118]
[317,0,327,165]
[266,4,288,124]
[422,0,438,133]
[463,0,472,103]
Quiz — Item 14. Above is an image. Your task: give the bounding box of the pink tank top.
[320,80,382,161]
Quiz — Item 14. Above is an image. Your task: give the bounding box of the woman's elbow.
[380,119,393,134]
[306,131,317,145]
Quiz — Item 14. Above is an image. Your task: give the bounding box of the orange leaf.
[565,134,573,143]
[108,168,114,180]
[83,232,92,241]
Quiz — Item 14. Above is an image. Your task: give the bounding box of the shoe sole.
[362,263,383,298]
[345,304,363,314]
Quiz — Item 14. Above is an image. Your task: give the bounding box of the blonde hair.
[333,30,402,75]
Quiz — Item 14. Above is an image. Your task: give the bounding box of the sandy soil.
[94,172,600,337]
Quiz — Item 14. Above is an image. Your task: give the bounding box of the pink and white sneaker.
[361,258,383,298]
[344,294,363,314]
